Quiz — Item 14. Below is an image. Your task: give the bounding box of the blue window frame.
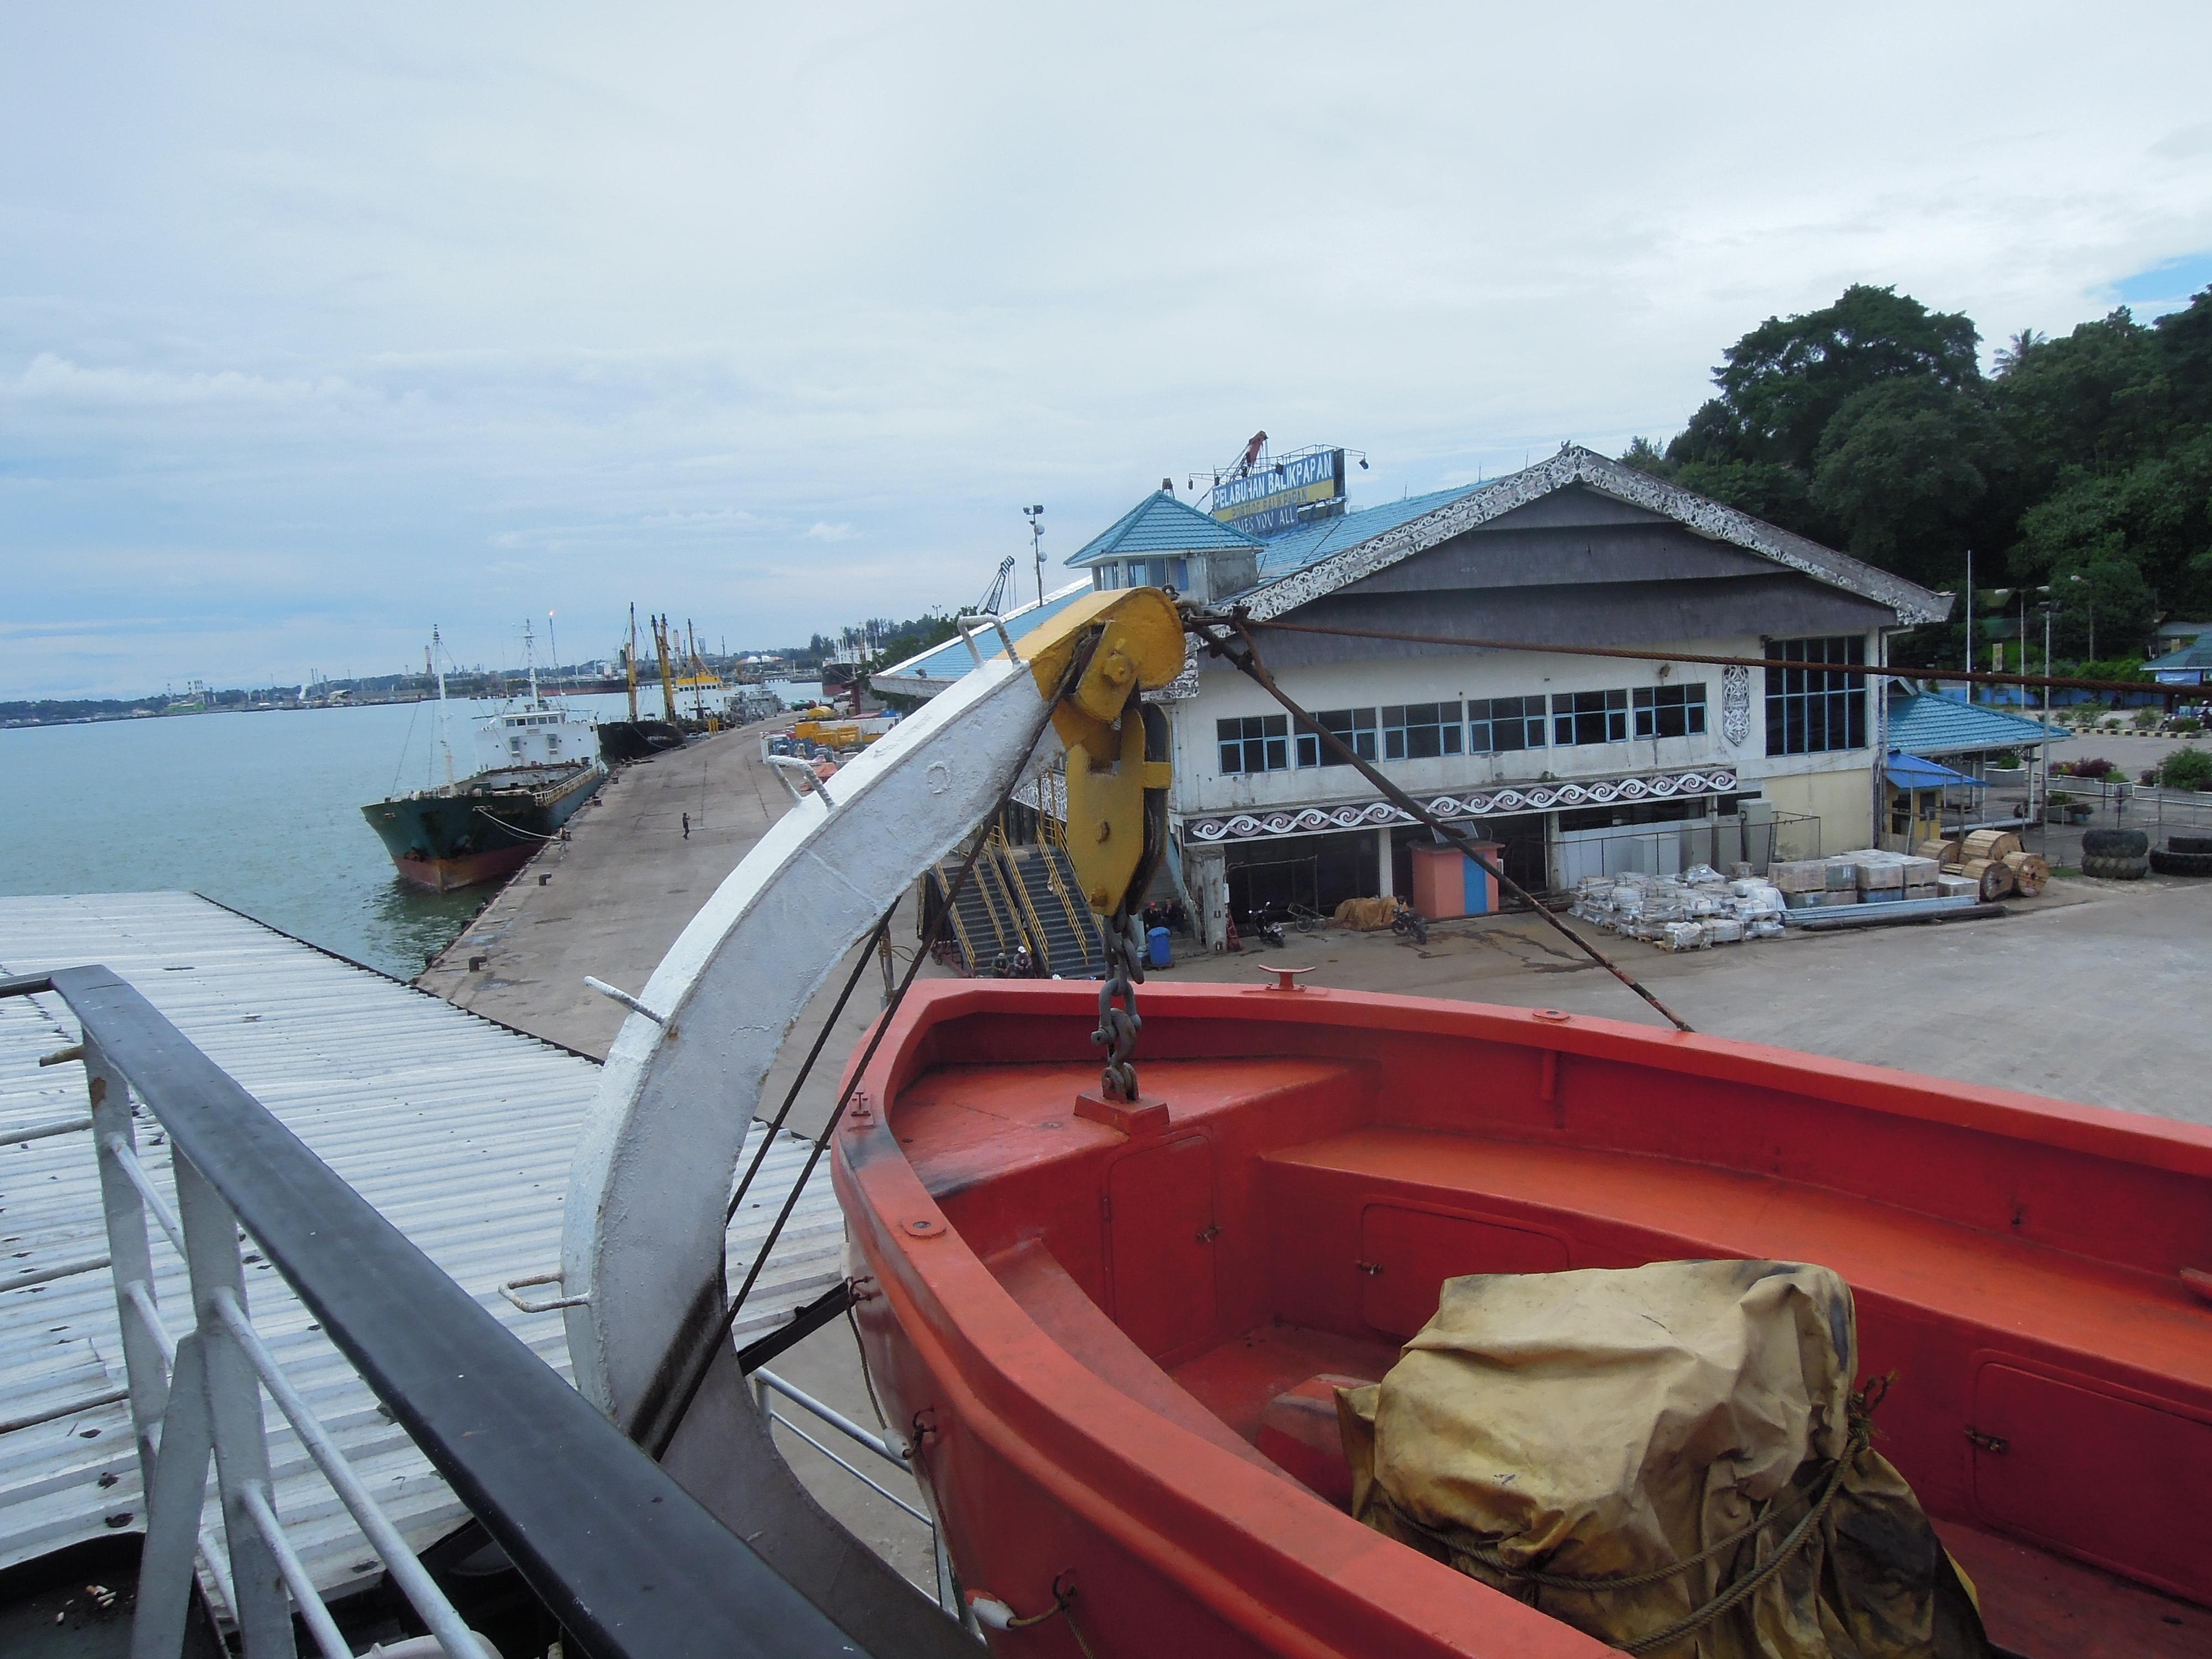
[1468,695,1546,754]
[1382,701,1463,760]
[1632,684,1707,739]
[1218,714,1290,774]
[1297,707,1378,767]
[1552,690,1629,745]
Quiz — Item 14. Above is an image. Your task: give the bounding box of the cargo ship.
[363,624,607,891]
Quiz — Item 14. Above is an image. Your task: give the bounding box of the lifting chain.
[1091,906,1145,1101]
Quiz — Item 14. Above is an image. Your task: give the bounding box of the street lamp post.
[1023,505,1045,607]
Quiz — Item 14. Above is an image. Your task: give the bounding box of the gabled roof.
[2145,638,2212,671]
[1886,691,2065,755]
[1068,491,1264,566]
[1239,445,1948,626]
[870,578,1097,696]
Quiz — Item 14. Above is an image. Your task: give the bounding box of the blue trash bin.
[1146,925,1171,968]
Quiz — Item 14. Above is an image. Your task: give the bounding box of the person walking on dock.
[681,812,690,839]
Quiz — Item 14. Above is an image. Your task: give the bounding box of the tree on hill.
[1630,281,2212,659]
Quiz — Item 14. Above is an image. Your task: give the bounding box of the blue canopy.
[1884,750,1979,790]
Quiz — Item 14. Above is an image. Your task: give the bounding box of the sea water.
[0,692,658,979]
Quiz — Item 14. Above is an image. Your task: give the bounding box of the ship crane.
[974,554,1016,616]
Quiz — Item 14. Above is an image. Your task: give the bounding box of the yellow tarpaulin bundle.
[1332,896,1401,930]
[1338,1260,1990,1657]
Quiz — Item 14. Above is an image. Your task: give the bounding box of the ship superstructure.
[362,622,607,891]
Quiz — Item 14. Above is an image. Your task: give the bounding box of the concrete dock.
[420,722,941,1137]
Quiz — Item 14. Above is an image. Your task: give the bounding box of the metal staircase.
[928,826,1105,978]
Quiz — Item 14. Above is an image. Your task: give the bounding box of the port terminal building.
[875,445,1948,948]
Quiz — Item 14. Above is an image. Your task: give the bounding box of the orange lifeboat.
[834,979,2212,1658]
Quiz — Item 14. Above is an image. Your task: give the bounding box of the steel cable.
[1191,613,1695,1034]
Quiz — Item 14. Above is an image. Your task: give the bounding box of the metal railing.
[748,1368,969,1626]
[3,967,869,1659]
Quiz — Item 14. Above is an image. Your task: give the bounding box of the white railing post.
[84,1037,169,1470]
[172,1144,299,1656]
[129,1333,217,1659]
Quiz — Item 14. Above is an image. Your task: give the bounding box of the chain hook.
[1091,907,1145,1100]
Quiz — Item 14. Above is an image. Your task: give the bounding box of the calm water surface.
[0,692,722,978]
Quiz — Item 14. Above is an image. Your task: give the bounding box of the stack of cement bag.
[1568,864,1787,950]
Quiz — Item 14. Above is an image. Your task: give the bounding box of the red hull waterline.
[393,843,535,893]
[831,980,2212,1659]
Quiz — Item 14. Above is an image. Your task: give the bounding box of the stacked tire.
[2149,833,2212,877]
[2079,828,2150,881]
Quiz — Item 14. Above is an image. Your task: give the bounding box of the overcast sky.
[5,3,2210,698]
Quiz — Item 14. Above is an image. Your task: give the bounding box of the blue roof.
[2145,638,2212,670]
[1068,492,1263,565]
[1887,691,2065,755]
[872,580,1097,688]
[1884,750,1979,790]
[1251,483,1485,581]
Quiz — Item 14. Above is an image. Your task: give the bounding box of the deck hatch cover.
[1358,1203,1570,1337]
[1108,1135,1217,1360]
[1971,1362,2212,1605]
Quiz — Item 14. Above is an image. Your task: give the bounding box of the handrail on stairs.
[1035,801,1100,971]
[991,823,1062,974]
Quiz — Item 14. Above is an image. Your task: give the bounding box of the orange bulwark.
[833,980,2212,1658]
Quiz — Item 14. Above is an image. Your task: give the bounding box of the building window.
[1632,683,1708,739]
[1218,714,1290,774]
[1382,701,1464,760]
[1765,637,1867,755]
[1297,707,1378,767]
[1469,695,1546,754]
[1552,690,1629,745]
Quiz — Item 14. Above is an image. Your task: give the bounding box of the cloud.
[6,2,2212,696]
[7,352,354,408]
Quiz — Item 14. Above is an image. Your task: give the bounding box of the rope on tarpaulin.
[1187,610,1697,1035]
[1371,1373,1893,1655]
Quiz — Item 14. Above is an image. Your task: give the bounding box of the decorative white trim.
[1721,664,1752,747]
[1241,446,1946,626]
[1181,768,1739,843]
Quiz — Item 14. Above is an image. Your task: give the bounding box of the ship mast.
[432,624,455,786]
[524,618,541,708]
[654,613,680,725]
[686,618,708,723]
[627,604,640,723]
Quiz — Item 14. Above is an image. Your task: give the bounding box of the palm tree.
[1992,329,2047,377]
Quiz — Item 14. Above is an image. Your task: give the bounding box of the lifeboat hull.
[832,981,2212,1658]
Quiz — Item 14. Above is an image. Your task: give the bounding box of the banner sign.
[1211,449,1345,538]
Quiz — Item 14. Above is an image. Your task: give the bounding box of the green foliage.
[1647,281,2212,651]
[1619,436,1673,477]
[1673,284,1982,474]
[1810,379,2009,585]
[2161,747,2212,791]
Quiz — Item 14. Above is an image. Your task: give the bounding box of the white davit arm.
[559,641,1061,1422]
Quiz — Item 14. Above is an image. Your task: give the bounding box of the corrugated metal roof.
[872,578,1095,694]
[1886,692,2067,756]
[0,892,842,1595]
[1884,750,1980,789]
[1067,491,1262,565]
[2145,638,2212,670]
[1249,482,1484,583]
